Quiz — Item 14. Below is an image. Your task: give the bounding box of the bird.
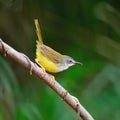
[34,19,82,74]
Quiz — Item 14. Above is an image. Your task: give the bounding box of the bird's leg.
[35,59,56,86]
[49,74,56,86]
[35,58,47,78]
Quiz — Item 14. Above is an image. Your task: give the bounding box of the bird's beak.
[75,61,83,65]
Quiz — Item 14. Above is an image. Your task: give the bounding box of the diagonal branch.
[0,38,94,120]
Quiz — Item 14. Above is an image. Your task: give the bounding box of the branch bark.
[0,38,94,120]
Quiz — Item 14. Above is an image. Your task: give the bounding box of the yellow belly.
[36,51,58,73]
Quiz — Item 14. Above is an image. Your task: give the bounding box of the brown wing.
[39,44,63,64]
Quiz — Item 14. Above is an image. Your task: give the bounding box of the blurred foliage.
[0,0,120,120]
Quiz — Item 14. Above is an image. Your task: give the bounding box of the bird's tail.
[34,19,43,45]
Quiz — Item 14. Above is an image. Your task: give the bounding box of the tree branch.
[0,38,94,120]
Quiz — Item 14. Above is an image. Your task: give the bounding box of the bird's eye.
[68,60,73,63]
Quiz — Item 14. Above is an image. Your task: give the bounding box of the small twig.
[0,38,94,120]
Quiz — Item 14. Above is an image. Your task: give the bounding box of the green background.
[0,0,120,120]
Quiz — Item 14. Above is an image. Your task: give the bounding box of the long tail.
[34,19,43,45]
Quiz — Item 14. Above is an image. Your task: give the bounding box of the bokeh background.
[0,0,120,120]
